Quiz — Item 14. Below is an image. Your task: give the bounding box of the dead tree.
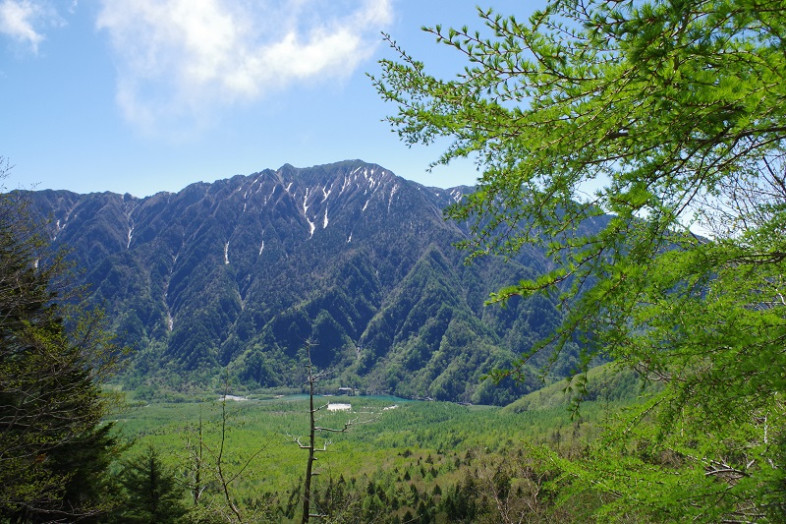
[199,371,267,523]
[297,342,354,523]
[182,412,207,506]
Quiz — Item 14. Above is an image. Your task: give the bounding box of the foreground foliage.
[0,171,124,521]
[373,0,786,520]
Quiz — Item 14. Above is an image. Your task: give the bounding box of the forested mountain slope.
[21,160,581,403]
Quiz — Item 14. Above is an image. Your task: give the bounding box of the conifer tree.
[114,445,187,524]
[0,165,123,521]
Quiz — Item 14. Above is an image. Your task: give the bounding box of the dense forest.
[2,0,786,522]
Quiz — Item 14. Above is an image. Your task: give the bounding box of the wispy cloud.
[0,0,62,54]
[96,0,393,137]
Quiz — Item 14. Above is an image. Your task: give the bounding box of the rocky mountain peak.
[18,160,567,404]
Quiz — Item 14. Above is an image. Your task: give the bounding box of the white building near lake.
[327,403,351,412]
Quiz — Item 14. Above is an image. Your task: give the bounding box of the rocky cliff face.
[21,160,569,403]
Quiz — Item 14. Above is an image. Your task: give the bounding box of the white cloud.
[96,0,393,136]
[0,0,61,53]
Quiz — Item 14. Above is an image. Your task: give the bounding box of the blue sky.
[1,0,536,197]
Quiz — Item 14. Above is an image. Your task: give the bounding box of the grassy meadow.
[109,382,631,522]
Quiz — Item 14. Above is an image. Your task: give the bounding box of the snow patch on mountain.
[388,184,399,213]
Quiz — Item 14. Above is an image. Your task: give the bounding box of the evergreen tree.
[0,175,123,521]
[114,445,187,524]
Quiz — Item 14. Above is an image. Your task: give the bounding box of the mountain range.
[20,160,581,404]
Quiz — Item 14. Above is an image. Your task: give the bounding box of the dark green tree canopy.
[0,177,123,521]
[114,446,188,524]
